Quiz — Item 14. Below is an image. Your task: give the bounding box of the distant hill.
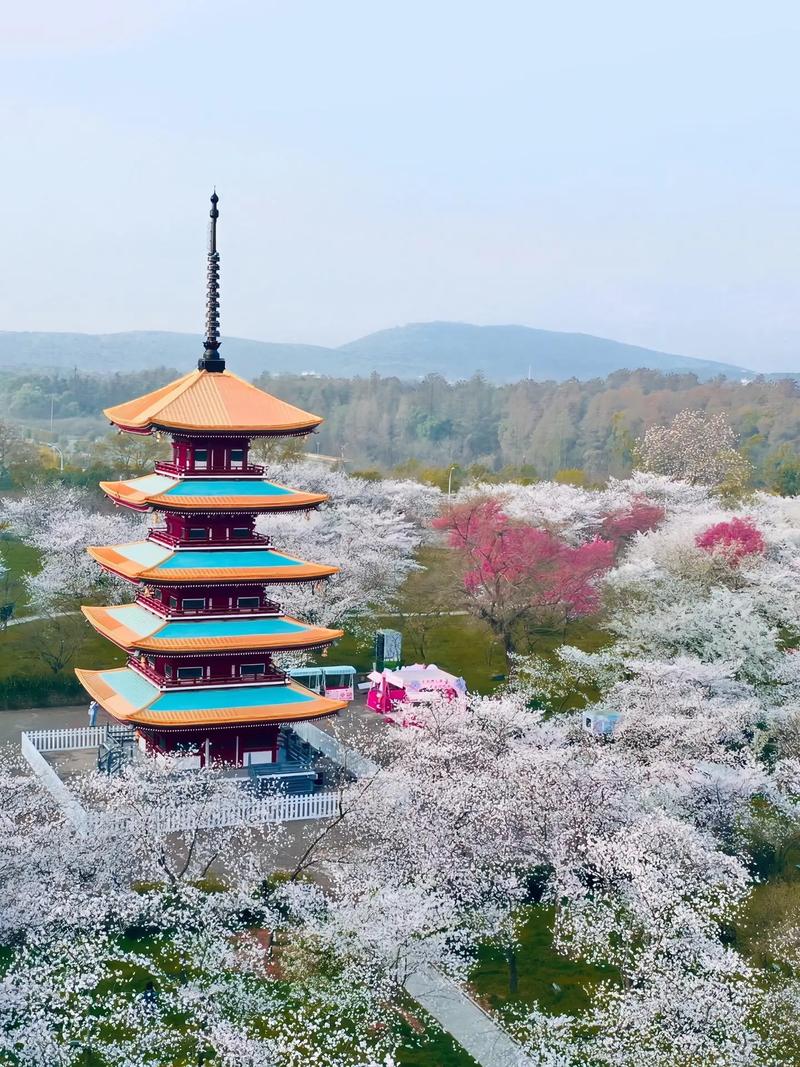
[337,322,756,382]
[0,322,775,382]
[0,331,333,379]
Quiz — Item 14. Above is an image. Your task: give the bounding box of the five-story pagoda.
[76,193,348,769]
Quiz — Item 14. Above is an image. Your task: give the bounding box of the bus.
[288,665,357,701]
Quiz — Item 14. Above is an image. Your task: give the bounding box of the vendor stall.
[366,663,466,715]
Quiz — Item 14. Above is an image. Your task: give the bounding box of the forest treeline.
[2,365,800,482]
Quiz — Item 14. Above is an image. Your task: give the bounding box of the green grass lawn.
[398,1032,478,1066]
[468,905,615,1016]
[0,536,42,617]
[0,618,123,681]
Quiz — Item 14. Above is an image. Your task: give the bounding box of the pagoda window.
[230,448,245,469]
[188,527,208,541]
[169,595,178,608]
[177,666,204,681]
[240,662,266,677]
[237,595,260,610]
[231,527,250,539]
[194,448,208,470]
[182,597,206,611]
[165,665,172,678]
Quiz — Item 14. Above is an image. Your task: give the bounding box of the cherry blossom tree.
[0,482,143,613]
[433,497,614,652]
[256,464,424,635]
[0,752,404,1067]
[696,515,766,563]
[599,497,665,549]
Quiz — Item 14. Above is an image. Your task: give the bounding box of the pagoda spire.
[198,190,225,372]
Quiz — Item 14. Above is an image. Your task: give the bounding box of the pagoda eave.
[87,543,338,584]
[98,475,328,514]
[81,604,343,654]
[151,424,318,439]
[103,368,323,438]
[76,667,346,728]
[100,492,326,514]
[107,421,318,439]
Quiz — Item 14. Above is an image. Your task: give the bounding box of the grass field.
[0,618,123,680]
[0,536,41,617]
[469,905,615,1015]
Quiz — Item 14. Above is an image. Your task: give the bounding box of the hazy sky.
[2,0,800,369]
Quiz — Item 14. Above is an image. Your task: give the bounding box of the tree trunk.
[506,946,519,996]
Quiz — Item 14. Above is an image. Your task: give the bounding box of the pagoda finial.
[198,190,225,372]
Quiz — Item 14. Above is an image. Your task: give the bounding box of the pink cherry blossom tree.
[696,516,766,564]
[433,497,614,653]
[600,497,665,550]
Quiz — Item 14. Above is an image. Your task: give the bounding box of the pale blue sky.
[2,0,800,368]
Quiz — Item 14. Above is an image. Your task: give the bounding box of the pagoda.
[76,193,348,769]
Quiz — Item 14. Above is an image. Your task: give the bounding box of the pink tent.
[366,670,406,713]
[366,664,466,715]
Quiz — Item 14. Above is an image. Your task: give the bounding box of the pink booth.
[366,663,467,718]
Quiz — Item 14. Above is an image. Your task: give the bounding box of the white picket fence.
[20,727,345,834]
[94,789,341,835]
[25,726,116,752]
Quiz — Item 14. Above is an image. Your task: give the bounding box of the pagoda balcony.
[129,659,288,689]
[148,527,267,550]
[154,460,266,478]
[134,593,282,618]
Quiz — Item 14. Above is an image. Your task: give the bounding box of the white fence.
[25,726,108,752]
[95,789,341,835]
[20,728,345,834]
[20,733,90,833]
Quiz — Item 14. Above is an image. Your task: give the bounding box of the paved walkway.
[0,705,88,745]
[5,610,73,628]
[406,966,533,1067]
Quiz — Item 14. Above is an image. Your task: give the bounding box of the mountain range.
[0,322,777,383]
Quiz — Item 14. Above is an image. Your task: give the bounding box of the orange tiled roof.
[104,369,323,435]
[75,667,346,727]
[99,476,327,513]
[81,604,344,653]
[87,541,338,584]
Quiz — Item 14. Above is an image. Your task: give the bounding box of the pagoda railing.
[154,460,266,478]
[148,529,267,550]
[129,659,288,689]
[135,594,281,618]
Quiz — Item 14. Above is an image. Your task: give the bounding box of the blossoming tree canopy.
[433,497,615,651]
[696,516,766,564]
[600,497,666,548]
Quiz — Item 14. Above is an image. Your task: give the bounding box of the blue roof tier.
[87,540,337,584]
[75,666,347,726]
[99,473,326,513]
[82,603,344,653]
